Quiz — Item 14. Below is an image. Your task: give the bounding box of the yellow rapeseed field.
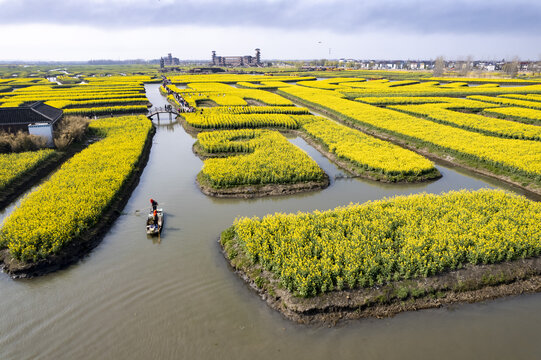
[0,115,152,262]
[183,112,299,129]
[198,129,325,187]
[279,85,541,180]
[229,189,541,297]
[0,149,55,190]
[482,107,541,124]
[390,103,541,140]
[300,116,436,178]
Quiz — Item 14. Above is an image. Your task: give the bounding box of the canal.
[0,83,540,359]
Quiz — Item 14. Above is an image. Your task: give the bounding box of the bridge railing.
[148,106,180,116]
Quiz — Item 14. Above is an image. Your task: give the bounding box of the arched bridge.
[147,106,180,119]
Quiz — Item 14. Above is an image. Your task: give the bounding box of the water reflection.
[150,116,179,131]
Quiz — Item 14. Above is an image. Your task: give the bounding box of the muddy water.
[1,84,540,359]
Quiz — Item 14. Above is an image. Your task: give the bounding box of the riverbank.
[0,125,155,278]
[220,228,541,325]
[197,172,329,199]
[277,90,541,198]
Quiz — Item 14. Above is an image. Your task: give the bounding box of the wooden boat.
[146,208,164,235]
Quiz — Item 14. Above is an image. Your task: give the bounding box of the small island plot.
[221,189,541,324]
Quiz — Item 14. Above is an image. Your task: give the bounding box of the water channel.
[0,84,540,359]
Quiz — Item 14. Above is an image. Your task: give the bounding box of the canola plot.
[169,75,314,84]
[340,81,541,98]
[45,97,149,109]
[355,96,500,108]
[0,115,153,262]
[482,107,541,125]
[298,116,437,180]
[500,94,541,102]
[167,82,295,106]
[197,129,326,188]
[227,189,541,297]
[183,112,299,130]
[195,106,310,115]
[0,76,152,116]
[278,85,541,181]
[390,103,541,140]
[0,149,56,190]
[175,77,437,183]
[467,95,541,110]
[63,105,149,116]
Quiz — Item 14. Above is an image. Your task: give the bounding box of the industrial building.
[211,49,261,67]
[160,53,180,67]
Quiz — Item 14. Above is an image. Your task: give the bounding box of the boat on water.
[146,208,164,235]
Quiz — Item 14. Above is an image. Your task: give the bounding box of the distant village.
[156,49,539,74]
[310,59,532,72]
[6,50,539,75]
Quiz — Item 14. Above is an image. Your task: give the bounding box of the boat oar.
[134,202,166,215]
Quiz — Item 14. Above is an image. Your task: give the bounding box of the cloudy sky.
[0,0,540,61]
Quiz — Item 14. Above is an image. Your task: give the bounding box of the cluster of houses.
[324,59,538,72]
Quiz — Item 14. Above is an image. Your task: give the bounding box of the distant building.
[212,49,262,67]
[0,102,63,146]
[188,67,225,74]
[161,53,180,66]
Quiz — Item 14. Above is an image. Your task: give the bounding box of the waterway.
[0,83,540,359]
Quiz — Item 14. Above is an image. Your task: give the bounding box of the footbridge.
[147,105,180,120]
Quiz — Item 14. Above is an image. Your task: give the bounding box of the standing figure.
[150,198,158,211]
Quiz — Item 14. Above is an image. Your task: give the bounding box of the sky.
[0,0,540,62]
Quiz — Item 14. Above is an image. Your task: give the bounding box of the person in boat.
[153,209,158,224]
[150,198,158,211]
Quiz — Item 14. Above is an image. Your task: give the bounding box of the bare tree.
[459,55,473,76]
[533,55,541,76]
[433,56,445,76]
[526,61,537,74]
[503,57,520,78]
[456,57,464,75]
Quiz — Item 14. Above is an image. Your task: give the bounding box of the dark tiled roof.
[31,102,63,122]
[0,102,63,126]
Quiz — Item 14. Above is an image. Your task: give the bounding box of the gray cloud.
[1,0,540,34]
